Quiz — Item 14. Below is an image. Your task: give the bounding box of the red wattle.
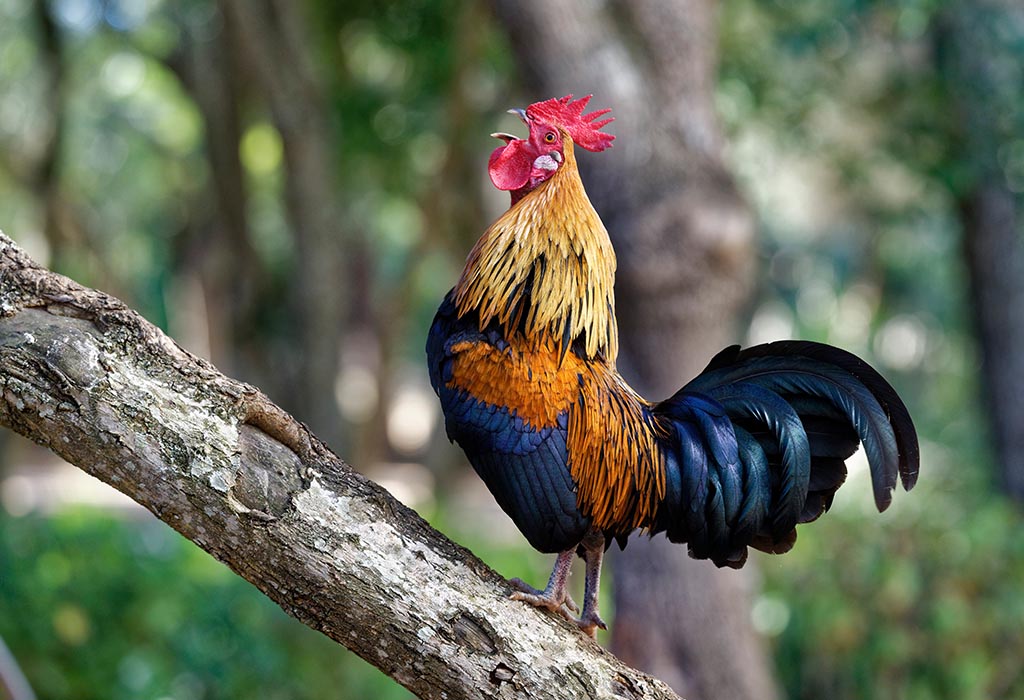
[488,140,533,191]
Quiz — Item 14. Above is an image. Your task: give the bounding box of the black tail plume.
[652,341,918,568]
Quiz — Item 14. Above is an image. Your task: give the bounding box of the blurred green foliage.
[0,0,1022,698]
[768,462,1024,700]
[0,510,409,700]
[0,503,607,700]
[719,1,1024,698]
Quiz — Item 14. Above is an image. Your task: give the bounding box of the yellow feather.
[451,135,668,533]
[454,139,618,362]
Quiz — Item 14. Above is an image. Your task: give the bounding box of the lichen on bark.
[0,232,682,700]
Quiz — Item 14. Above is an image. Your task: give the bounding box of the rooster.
[426,95,919,636]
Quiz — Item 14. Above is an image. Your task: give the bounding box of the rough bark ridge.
[0,233,680,700]
[490,2,777,698]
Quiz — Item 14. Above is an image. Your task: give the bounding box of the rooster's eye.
[544,132,556,143]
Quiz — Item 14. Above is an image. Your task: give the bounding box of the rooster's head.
[488,94,614,198]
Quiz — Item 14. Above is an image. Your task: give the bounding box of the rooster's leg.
[509,549,579,620]
[576,529,608,637]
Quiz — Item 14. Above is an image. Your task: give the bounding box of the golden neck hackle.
[454,139,618,362]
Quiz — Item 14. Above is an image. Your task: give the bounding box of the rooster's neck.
[454,143,618,362]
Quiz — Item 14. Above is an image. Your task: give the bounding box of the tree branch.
[0,634,35,700]
[0,232,680,700]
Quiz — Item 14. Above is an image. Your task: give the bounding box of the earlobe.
[532,154,560,173]
[488,140,533,191]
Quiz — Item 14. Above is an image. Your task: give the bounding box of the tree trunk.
[490,1,778,698]
[163,5,270,391]
[961,185,1024,498]
[0,232,681,700]
[940,1,1024,500]
[219,0,347,448]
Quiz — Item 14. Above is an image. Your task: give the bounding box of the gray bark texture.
[490,1,779,698]
[0,233,681,700]
[0,634,35,700]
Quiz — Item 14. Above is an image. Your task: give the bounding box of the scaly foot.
[509,577,580,620]
[508,538,611,638]
[576,528,608,638]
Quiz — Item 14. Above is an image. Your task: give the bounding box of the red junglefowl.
[426,94,919,637]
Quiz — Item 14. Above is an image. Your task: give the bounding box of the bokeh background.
[1,0,1022,698]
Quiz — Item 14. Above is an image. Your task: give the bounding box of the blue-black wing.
[426,292,591,553]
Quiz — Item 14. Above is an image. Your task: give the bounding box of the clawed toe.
[509,583,605,636]
[509,581,579,620]
[508,544,605,636]
[575,610,607,638]
[508,577,539,595]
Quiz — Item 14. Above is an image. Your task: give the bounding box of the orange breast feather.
[448,339,667,533]
[448,340,582,428]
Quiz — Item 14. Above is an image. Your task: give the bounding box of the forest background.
[0,1,1022,699]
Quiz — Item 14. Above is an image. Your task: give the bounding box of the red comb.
[526,94,615,152]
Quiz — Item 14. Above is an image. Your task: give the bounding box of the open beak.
[507,108,529,126]
[491,109,528,143]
